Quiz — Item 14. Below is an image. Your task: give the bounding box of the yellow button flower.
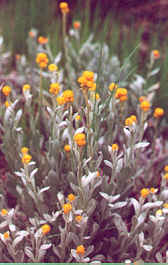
[75,215,82,222]
[140,100,150,112]
[115,88,128,102]
[4,101,11,108]
[38,36,48,45]
[63,203,72,214]
[41,224,51,235]
[73,21,81,30]
[109,82,118,92]
[163,203,168,209]
[153,107,164,118]
[152,50,160,59]
[49,83,60,96]
[125,115,137,126]
[59,2,69,13]
[164,165,168,172]
[112,144,119,151]
[76,245,85,256]
[21,147,29,154]
[163,173,168,180]
[56,96,65,105]
[67,193,75,202]
[62,90,74,103]
[1,209,8,216]
[2,86,11,97]
[75,115,81,121]
[64,144,71,152]
[3,231,10,240]
[73,133,86,147]
[140,188,150,198]
[36,53,49,68]
[22,84,31,92]
[48,64,58,72]
[22,154,32,164]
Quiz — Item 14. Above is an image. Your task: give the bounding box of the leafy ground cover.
[0,1,168,263]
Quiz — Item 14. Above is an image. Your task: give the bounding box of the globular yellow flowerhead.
[59,2,69,14]
[36,53,49,69]
[140,100,150,112]
[152,50,160,60]
[63,203,72,214]
[4,101,11,108]
[163,203,168,209]
[1,208,8,216]
[115,88,128,102]
[67,193,75,202]
[48,64,58,72]
[109,82,118,92]
[163,173,168,180]
[75,115,81,121]
[21,147,29,154]
[49,83,60,96]
[153,107,164,118]
[76,245,85,256]
[2,86,11,97]
[62,90,74,103]
[22,154,32,164]
[64,144,71,152]
[75,215,82,223]
[41,224,51,235]
[38,36,48,45]
[140,188,150,198]
[56,96,65,105]
[112,144,119,152]
[90,92,100,101]
[155,209,163,217]
[22,84,31,92]
[139,96,147,103]
[3,231,10,240]
[73,133,86,147]
[164,165,168,172]
[73,21,81,30]
[78,71,96,92]
[125,115,137,126]
[150,187,157,194]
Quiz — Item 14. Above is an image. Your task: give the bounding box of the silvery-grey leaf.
[30,168,38,179]
[0,221,8,229]
[156,251,163,263]
[14,109,22,124]
[25,247,34,260]
[83,157,92,168]
[38,186,50,195]
[12,235,26,248]
[123,128,131,138]
[99,192,120,203]
[57,192,64,205]
[81,172,97,187]
[40,244,52,250]
[9,224,16,232]
[135,142,150,149]
[143,244,153,251]
[147,68,160,78]
[112,213,128,235]
[75,127,85,134]
[142,201,163,211]
[139,232,144,246]
[85,245,94,256]
[54,52,62,64]
[58,121,67,128]
[130,198,140,216]
[109,201,127,209]
[116,158,123,173]
[104,160,112,169]
[53,245,61,259]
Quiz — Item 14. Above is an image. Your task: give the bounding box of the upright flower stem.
[39,68,43,108]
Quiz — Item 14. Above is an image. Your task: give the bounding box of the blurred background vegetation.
[0,0,168,109]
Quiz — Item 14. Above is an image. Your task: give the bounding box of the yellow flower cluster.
[48,64,58,72]
[38,36,48,45]
[125,115,137,126]
[64,144,71,152]
[21,147,32,165]
[140,187,157,198]
[62,90,74,103]
[2,85,11,97]
[49,83,60,96]
[3,231,10,240]
[63,203,72,214]
[59,2,69,14]
[73,21,81,30]
[112,143,119,151]
[75,215,82,222]
[22,84,31,92]
[67,193,75,202]
[153,107,164,118]
[140,100,150,112]
[164,165,168,172]
[1,208,8,216]
[36,53,49,69]
[4,101,11,108]
[152,50,160,59]
[74,133,86,147]
[78,71,96,92]
[109,82,118,92]
[115,88,128,102]
[40,224,51,235]
[76,245,85,256]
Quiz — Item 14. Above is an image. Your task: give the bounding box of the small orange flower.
[41,224,51,235]
[163,203,168,209]
[63,203,72,214]
[163,173,168,180]
[59,2,69,14]
[125,115,137,126]
[73,21,81,30]
[152,50,160,59]
[56,96,65,105]
[36,53,49,68]
[15,54,21,60]
[22,84,31,92]
[150,187,157,194]
[64,144,71,152]
[139,96,146,103]
[4,101,11,108]
[75,215,82,222]
[49,83,60,96]
[2,86,11,97]
[115,88,128,102]
[164,165,168,172]
[1,209,8,216]
[75,115,81,121]
[62,90,74,103]
[112,144,119,151]
[109,82,118,92]
[153,107,164,118]
[67,193,75,202]
[140,188,150,198]
[38,36,48,45]
[48,64,58,72]
[21,147,29,154]
[140,100,150,112]
[74,133,86,147]
[155,209,162,217]
[3,231,10,240]
[22,154,32,164]
[76,245,85,256]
